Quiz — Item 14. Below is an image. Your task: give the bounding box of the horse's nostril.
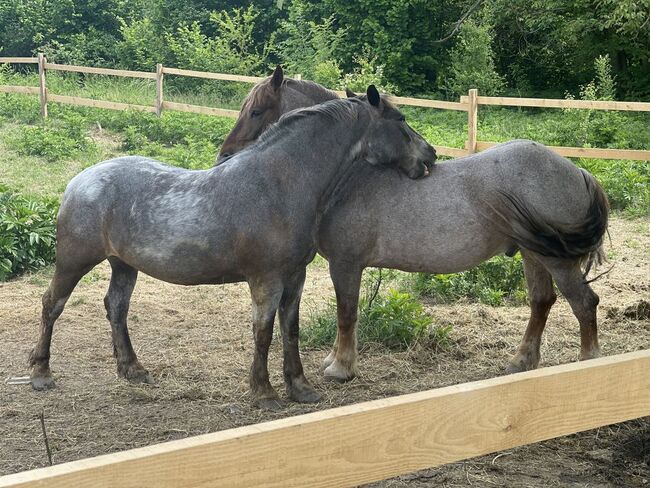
[221,152,231,159]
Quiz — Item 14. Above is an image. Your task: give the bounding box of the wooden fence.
[0,349,648,488]
[0,56,649,161]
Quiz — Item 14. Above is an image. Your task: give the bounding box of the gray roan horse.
[218,67,610,382]
[29,86,437,408]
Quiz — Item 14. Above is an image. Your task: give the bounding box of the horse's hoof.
[31,375,56,391]
[322,351,336,370]
[504,363,526,375]
[324,361,356,383]
[288,384,321,404]
[255,397,284,411]
[120,364,155,385]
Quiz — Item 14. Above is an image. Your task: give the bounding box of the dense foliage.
[1,0,649,98]
[0,186,57,281]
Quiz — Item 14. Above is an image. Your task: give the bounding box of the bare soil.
[1,216,649,486]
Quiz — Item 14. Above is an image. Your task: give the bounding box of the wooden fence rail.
[0,349,648,488]
[1,56,649,160]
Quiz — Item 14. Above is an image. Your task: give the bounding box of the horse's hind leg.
[539,256,601,361]
[30,260,99,390]
[506,252,556,374]
[248,276,284,409]
[278,268,320,403]
[105,257,152,384]
[323,262,362,382]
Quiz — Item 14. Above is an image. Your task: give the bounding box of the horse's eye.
[251,109,263,118]
[398,116,405,122]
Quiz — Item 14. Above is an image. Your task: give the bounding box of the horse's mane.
[254,97,364,150]
[284,78,340,103]
[241,77,338,111]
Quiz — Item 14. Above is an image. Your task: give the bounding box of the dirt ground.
[1,216,649,486]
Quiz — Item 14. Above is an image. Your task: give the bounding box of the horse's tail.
[494,168,609,277]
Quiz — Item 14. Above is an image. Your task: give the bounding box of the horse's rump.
[491,168,609,273]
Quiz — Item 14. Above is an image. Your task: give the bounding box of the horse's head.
[360,85,437,179]
[217,66,285,163]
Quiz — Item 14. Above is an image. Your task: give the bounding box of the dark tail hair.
[493,169,609,275]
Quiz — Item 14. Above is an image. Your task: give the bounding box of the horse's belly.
[367,222,511,274]
[115,240,243,285]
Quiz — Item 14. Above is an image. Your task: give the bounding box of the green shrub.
[303,270,437,350]
[338,49,398,94]
[411,255,527,306]
[576,158,650,216]
[0,186,58,281]
[275,0,345,85]
[447,19,504,97]
[6,119,95,162]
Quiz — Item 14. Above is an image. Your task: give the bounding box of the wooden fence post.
[38,53,47,118]
[466,88,478,153]
[155,63,164,117]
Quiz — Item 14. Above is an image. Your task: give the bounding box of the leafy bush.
[447,19,504,97]
[6,116,95,162]
[167,7,266,75]
[411,255,527,306]
[563,54,623,148]
[338,49,398,94]
[303,269,438,350]
[117,17,168,71]
[576,158,650,216]
[0,186,58,281]
[275,0,345,86]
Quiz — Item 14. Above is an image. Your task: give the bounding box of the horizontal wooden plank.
[162,67,264,83]
[1,349,648,488]
[48,94,155,113]
[333,90,467,111]
[162,100,239,118]
[476,141,650,161]
[434,145,468,158]
[0,57,38,64]
[461,95,650,112]
[0,85,40,95]
[391,95,468,111]
[44,63,157,79]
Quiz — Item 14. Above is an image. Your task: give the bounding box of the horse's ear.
[345,87,357,98]
[271,65,283,91]
[367,85,380,107]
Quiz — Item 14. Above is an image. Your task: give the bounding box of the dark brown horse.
[218,67,609,382]
[29,88,436,408]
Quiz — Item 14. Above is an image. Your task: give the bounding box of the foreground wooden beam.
[1,351,649,488]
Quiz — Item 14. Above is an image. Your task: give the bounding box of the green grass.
[303,269,452,350]
[411,255,528,306]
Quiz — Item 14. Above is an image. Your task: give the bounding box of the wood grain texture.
[390,95,468,111]
[0,85,40,94]
[48,94,155,113]
[460,95,650,112]
[0,57,38,63]
[155,64,164,117]
[162,67,263,83]
[466,89,478,154]
[435,145,468,158]
[1,350,648,488]
[38,54,47,118]
[162,101,239,118]
[476,141,650,161]
[44,63,157,79]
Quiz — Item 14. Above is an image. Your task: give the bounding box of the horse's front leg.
[279,268,320,403]
[248,276,284,410]
[324,262,363,382]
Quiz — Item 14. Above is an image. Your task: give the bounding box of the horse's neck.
[283,81,339,110]
[257,116,367,212]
